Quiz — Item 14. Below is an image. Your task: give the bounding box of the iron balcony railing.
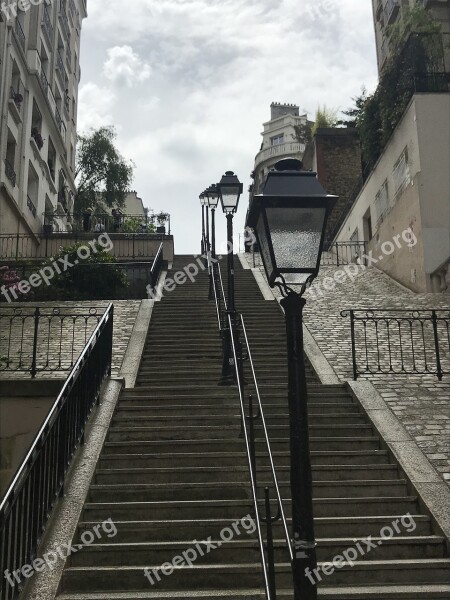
[0,304,113,600]
[9,84,24,112]
[0,306,109,377]
[43,211,171,235]
[40,67,49,95]
[58,0,70,38]
[41,5,54,44]
[4,159,17,187]
[14,19,26,50]
[321,241,368,267]
[341,309,450,381]
[27,195,37,218]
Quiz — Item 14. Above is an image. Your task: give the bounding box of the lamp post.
[217,171,243,384]
[199,192,207,257]
[247,158,337,600]
[205,184,219,300]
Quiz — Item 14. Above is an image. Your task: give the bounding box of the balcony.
[9,84,24,122]
[55,106,67,142]
[40,67,50,95]
[58,1,70,38]
[4,159,17,187]
[27,195,37,218]
[14,19,25,51]
[56,49,69,89]
[384,0,399,24]
[254,141,306,169]
[41,6,53,46]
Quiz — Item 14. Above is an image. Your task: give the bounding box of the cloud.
[79,0,379,252]
[77,82,115,132]
[103,46,151,87]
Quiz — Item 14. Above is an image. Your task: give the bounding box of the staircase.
[57,255,450,599]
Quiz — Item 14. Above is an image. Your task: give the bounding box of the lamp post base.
[280,292,318,600]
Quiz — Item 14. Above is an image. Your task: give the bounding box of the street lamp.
[199,191,208,257]
[217,171,243,314]
[216,171,243,385]
[205,184,220,300]
[247,158,337,600]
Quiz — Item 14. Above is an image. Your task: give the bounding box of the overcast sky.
[78,0,378,254]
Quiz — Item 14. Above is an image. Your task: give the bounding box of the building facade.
[251,102,310,195]
[335,93,450,293]
[0,0,87,237]
[372,0,450,74]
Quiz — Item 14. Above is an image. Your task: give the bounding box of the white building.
[252,103,310,195]
[0,0,87,236]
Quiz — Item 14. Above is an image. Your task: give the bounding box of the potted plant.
[155,211,169,234]
[12,91,23,107]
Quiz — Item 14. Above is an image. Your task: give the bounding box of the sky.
[78,0,379,254]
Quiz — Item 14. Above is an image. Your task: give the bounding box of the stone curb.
[119,299,154,388]
[21,378,123,600]
[348,380,450,547]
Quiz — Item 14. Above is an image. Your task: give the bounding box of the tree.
[339,87,369,128]
[75,126,134,215]
[311,106,339,136]
[293,122,313,145]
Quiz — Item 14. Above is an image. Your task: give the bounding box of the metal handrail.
[0,304,113,600]
[240,314,294,563]
[227,313,273,599]
[150,242,164,295]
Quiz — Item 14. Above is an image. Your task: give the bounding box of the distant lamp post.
[217,171,243,314]
[199,192,208,257]
[247,158,337,600]
[217,171,243,385]
[206,184,220,300]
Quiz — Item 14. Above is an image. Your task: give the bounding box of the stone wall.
[249,254,450,486]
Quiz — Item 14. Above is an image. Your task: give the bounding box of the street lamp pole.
[246,158,338,600]
[217,171,243,385]
[205,185,219,301]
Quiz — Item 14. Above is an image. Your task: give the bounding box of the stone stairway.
[56,255,450,599]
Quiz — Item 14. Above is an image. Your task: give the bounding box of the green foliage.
[75,126,134,215]
[121,217,156,233]
[340,87,369,128]
[155,212,170,226]
[385,2,442,53]
[293,122,313,145]
[311,106,339,136]
[38,244,129,300]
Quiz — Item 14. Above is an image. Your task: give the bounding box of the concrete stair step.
[82,496,421,521]
[94,464,400,484]
[107,424,374,441]
[68,536,446,568]
[60,560,450,592]
[89,479,409,502]
[55,583,450,599]
[111,414,367,427]
[103,437,382,453]
[115,403,360,417]
[77,515,433,543]
[99,450,392,469]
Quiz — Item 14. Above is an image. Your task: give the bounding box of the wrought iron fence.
[341,309,450,381]
[321,241,368,267]
[0,304,113,600]
[0,306,108,377]
[43,211,171,235]
[0,233,167,261]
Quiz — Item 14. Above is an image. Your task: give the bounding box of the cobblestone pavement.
[248,255,450,486]
[0,301,141,380]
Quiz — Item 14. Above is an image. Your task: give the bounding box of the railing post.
[349,310,358,380]
[431,310,443,381]
[16,232,20,260]
[132,235,135,259]
[264,487,277,600]
[31,307,40,378]
[336,243,340,267]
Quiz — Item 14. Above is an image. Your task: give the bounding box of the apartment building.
[0,0,87,236]
[372,0,450,73]
[251,102,310,195]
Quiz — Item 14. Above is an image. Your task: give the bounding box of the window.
[47,137,56,180]
[375,180,389,226]
[393,147,410,199]
[270,134,284,146]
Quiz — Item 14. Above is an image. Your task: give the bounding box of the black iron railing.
[321,241,368,267]
[0,233,167,261]
[0,304,113,600]
[0,307,107,377]
[149,242,164,297]
[43,211,171,235]
[342,309,450,381]
[210,257,293,598]
[4,159,17,187]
